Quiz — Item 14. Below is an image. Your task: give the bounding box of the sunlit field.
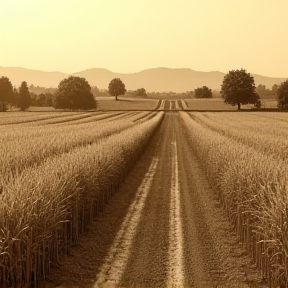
[96,96,158,110]
[180,111,288,285]
[1,109,288,286]
[184,98,278,110]
[0,110,164,286]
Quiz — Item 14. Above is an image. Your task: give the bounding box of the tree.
[30,92,38,106]
[45,93,53,107]
[18,81,31,111]
[272,84,278,94]
[194,86,212,98]
[0,76,14,112]
[108,78,126,100]
[254,93,261,108]
[220,69,258,110]
[12,87,19,106]
[53,76,96,110]
[36,93,46,107]
[135,88,147,97]
[202,86,212,98]
[256,84,266,94]
[194,87,203,98]
[277,80,288,109]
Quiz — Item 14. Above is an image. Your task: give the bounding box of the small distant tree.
[194,86,212,98]
[18,81,31,111]
[277,80,288,109]
[187,91,194,98]
[45,93,53,107]
[53,76,96,110]
[30,92,37,106]
[91,86,100,97]
[254,93,261,108]
[202,86,212,98]
[35,93,46,107]
[0,76,14,112]
[108,78,126,100]
[272,84,278,94]
[135,88,147,98]
[194,87,203,98]
[12,87,19,106]
[221,69,257,110]
[256,84,266,95]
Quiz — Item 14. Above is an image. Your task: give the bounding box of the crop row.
[0,118,137,189]
[0,112,164,287]
[0,111,155,127]
[180,111,288,287]
[198,112,288,137]
[0,112,157,189]
[190,112,288,161]
[0,112,80,125]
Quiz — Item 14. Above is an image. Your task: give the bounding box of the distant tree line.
[30,92,53,107]
[147,91,194,98]
[29,84,57,95]
[0,76,128,111]
[256,84,278,99]
[0,77,31,111]
[1,72,288,111]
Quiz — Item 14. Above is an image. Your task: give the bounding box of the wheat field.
[0,111,164,287]
[1,110,288,287]
[180,111,288,286]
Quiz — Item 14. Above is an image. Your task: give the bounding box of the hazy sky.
[1,0,288,77]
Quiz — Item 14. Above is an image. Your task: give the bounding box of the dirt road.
[50,113,260,288]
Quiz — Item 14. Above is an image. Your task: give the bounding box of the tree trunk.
[0,102,6,112]
[237,103,241,110]
[115,95,118,101]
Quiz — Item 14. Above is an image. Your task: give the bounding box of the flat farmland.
[183,98,278,111]
[184,98,255,110]
[96,96,158,110]
[0,111,288,287]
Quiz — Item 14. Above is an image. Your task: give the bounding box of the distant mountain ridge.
[0,66,286,92]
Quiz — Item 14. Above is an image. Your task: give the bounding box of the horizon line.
[0,66,288,79]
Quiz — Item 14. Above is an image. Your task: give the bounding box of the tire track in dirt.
[167,116,185,287]
[94,157,159,286]
[121,113,173,287]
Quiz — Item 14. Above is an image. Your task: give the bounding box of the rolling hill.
[0,66,286,92]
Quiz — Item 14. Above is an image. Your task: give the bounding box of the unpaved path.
[50,112,260,288]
